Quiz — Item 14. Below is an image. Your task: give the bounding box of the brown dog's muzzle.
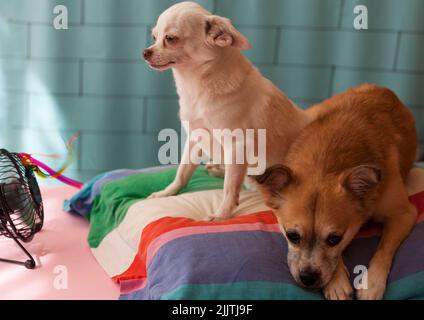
[299,269,321,287]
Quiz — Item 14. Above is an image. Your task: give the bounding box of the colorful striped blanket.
[65,166,424,300]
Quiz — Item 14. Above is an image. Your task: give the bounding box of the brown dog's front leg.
[323,258,353,300]
[356,201,417,300]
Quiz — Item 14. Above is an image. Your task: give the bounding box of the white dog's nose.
[143,49,153,60]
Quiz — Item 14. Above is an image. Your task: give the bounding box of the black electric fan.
[0,149,44,269]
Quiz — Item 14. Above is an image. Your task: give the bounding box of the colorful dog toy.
[18,133,83,189]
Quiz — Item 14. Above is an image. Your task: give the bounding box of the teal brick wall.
[0,0,423,185]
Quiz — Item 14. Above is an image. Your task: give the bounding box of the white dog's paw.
[205,214,230,222]
[323,265,353,300]
[201,215,216,222]
[147,183,181,199]
[356,265,387,300]
[147,190,171,199]
[207,198,237,221]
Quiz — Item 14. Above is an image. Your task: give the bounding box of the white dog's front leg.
[209,163,248,220]
[148,139,198,199]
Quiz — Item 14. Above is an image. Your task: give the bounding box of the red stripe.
[410,190,424,217]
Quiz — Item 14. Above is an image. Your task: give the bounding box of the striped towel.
[65,166,424,300]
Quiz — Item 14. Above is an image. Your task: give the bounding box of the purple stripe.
[121,222,424,300]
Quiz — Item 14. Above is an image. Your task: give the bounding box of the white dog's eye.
[152,34,157,42]
[165,35,178,44]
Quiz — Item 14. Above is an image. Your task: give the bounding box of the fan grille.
[0,149,44,242]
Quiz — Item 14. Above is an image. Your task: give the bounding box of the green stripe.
[161,272,424,300]
[160,282,323,300]
[88,167,224,248]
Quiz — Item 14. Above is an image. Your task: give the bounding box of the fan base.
[0,257,36,269]
[0,232,37,269]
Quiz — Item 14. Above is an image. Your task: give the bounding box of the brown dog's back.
[290,84,418,181]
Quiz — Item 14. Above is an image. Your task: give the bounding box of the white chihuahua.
[144,1,311,220]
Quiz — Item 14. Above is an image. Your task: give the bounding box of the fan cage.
[0,149,44,242]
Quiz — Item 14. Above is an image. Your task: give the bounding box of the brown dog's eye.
[165,35,178,44]
[326,234,342,247]
[286,231,301,245]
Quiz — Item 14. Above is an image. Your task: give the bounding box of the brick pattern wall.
[0,0,423,184]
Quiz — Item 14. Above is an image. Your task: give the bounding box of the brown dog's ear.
[252,165,293,209]
[205,15,251,50]
[343,165,382,200]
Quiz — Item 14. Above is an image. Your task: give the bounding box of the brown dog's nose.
[299,270,320,287]
[143,49,153,60]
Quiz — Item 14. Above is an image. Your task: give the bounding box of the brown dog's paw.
[355,266,387,300]
[356,283,386,300]
[323,265,353,300]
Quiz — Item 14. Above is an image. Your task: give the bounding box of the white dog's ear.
[205,15,251,50]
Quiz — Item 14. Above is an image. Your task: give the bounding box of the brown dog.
[253,84,418,300]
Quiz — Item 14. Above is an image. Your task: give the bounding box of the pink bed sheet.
[0,186,120,300]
